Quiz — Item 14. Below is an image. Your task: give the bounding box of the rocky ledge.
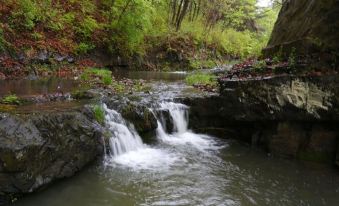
[181,75,339,166]
[0,107,104,204]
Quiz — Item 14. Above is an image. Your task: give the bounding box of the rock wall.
[0,107,104,204]
[264,0,339,58]
[181,75,339,165]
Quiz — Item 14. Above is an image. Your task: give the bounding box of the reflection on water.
[111,70,187,81]
[0,78,80,97]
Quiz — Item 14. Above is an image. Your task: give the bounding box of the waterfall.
[156,102,219,151]
[103,101,218,169]
[159,102,189,134]
[103,104,180,170]
[103,104,145,157]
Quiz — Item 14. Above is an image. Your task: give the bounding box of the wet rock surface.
[0,108,104,204]
[181,75,339,165]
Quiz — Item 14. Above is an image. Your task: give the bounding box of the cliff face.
[264,0,339,57]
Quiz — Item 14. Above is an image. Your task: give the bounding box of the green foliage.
[1,94,21,105]
[1,0,280,61]
[185,73,217,86]
[105,0,154,55]
[93,105,105,124]
[11,0,40,30]
[77,16,100,38]
[81,68,112,85]
[76,42,95,54]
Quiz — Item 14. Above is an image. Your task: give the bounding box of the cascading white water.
[157,102,219,151]
[103,104,179,170]
[103,104,145,156]
[103,102,218,170]
[159,102,189,134]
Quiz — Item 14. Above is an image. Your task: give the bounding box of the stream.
[8,71,339,206]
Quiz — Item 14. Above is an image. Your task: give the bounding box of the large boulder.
[0,109,104,204]
[264,0,339,59]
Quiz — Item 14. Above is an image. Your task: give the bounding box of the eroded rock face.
[264,0,339,58]
[181,75,339,165]
[0,110,104,204]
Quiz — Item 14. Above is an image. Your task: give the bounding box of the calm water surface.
[0,78,80,97]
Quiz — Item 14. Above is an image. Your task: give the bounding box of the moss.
[92,105,105,125]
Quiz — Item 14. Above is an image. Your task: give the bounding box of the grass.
[189,59,217,70]
[0,94,21,105]
[93,105,105,124]
[185,73,217,86]
[81,68,112,85]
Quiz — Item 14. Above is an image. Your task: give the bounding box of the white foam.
[110,148,182,171]
[157,121,220,151]
[159,102,189,134]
